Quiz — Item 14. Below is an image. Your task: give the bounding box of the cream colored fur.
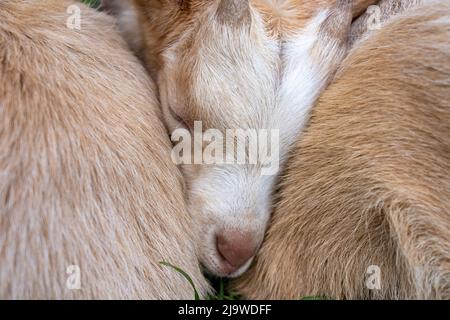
[0,0,209,299]
[109,0,377,278]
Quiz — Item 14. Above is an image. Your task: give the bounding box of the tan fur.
[233,0,450,299]
[352,0,379,17]
[350,0,420,45]
[0,0,209,299]
[253,0,378,37]
[128,0,378,72]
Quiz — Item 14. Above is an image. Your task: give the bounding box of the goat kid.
[106,0,377,278]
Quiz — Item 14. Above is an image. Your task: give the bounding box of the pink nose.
[216,231,257,273]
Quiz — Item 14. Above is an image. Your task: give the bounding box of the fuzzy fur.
[233,0,450,299]
[108,0,377,278]
[0,0,209,299]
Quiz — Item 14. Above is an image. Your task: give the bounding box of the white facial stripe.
[275,11,329,152]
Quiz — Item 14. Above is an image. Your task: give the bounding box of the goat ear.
[216,0,251,26]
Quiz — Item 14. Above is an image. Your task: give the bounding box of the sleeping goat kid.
[0,0,209,299]
[233,0,450,299]
[106,0,377,278]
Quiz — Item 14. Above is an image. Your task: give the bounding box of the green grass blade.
[80,0,101,8]
[159,261,200,300]
[301,295,329,300]
[218,279,225,300]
